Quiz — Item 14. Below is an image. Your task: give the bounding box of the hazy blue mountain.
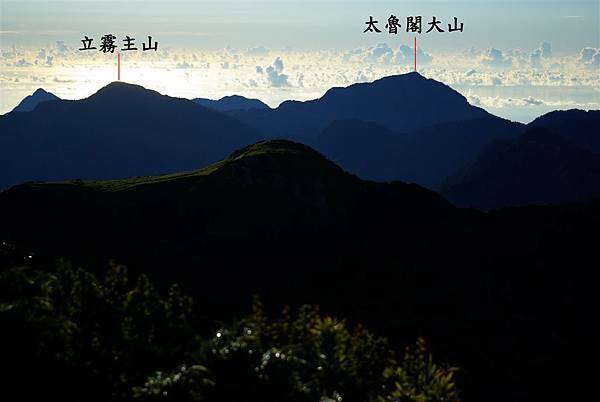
[229,72,491,138]
[441,127,600,209]
[399,117,525,189]
[310,120,407,181]
[528,109,600,154]
[225,72,522,188]
[310,116,524,188]
[193,95,269,111]
[0,82,260,190]
[11,88,60,112]
[3,76,594,205]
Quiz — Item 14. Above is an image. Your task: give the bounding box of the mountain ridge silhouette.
[193,94,270,111]
[228,71,491,138]
[2,75,599,210]
[0,81,261,190]
[11,87,61,112]
[441,126,600,209]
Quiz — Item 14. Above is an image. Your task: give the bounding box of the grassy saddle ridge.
[1,138,454,241]
[0,138,456,292]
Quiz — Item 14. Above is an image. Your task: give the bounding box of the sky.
[1,0,599,122]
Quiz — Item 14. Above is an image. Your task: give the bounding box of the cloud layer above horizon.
[1,40,598,123]
[1,0,598,122]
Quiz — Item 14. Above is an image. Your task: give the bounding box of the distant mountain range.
[310,115,524,188]
[1,74,598,210]
[529,109,600,154]
[193,95,269,111]
[228,72,490,138]
[0,82,259,189]
[442,127,600,209]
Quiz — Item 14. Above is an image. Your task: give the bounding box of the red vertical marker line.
[414,37,417,72]
[118,53,121,81]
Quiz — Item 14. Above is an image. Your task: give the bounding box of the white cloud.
[397,45,432,65]
[343,42,432,66]
[175,61,194,69]
[247,46,269,56]
[578,47,600,68]
[522,96,544,106]
[53,77,75,83]
[530,42,552,68]
[15,58,32,67]
[467,93,481,106]
[1,44,598,119]
[272,57,284,73]
[539,42,552,58]
[471,95,545,108]
[55,41,69,55]
[355,71,370,82]
[367,43,394,63]
[481,48,512,68]
[265,56,289,87]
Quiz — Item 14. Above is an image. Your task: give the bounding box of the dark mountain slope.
[0,82,260,189]
[229,72,490,138]
[395,116,524,188]
[310,116,523,187]
[529,109,600,154]
[441,127,600,209]
[193,95,269,111]
[310,120,408,181]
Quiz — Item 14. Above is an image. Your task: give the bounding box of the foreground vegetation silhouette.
[0,259,458,402]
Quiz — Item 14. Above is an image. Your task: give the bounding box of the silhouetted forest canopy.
[0,256,458,402]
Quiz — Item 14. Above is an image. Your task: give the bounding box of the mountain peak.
[12,87,60,112]
[380,71,424,80]
[442,126,600,209]
[370,71,449,89]
[85,81,176,106]
[248,71,490,138]
[193,94,269,111]
[94,81,156,96]
[528,108,600,154]
[227,139,331,164]
[32,88,49,95]
[104,81,141,88]
[220,95,248,101]
[215,140,348,183]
